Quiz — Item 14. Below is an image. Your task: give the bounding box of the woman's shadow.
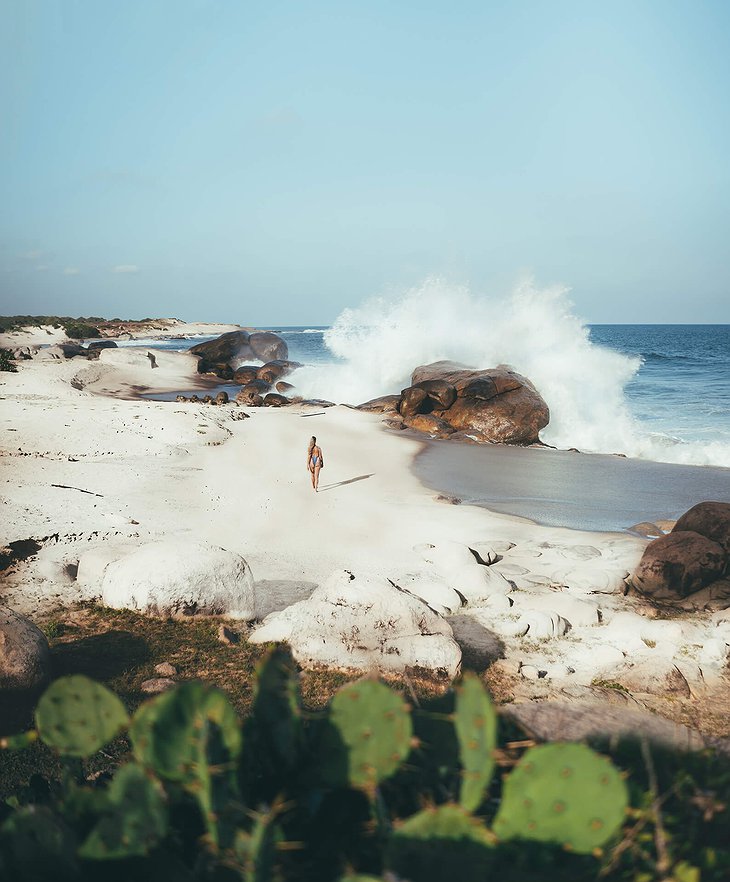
[317,474,374,492]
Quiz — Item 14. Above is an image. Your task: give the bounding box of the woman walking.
[307,436,324,491]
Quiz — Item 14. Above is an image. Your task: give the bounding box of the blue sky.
[1,0,729,324]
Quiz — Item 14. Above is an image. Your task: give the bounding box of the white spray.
[292,277,730,467]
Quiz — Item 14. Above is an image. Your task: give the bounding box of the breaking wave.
[292,277,730,468]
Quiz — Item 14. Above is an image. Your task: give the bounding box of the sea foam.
[292,277,730,468]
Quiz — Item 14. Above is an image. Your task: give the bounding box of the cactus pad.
[252,645,302,764]
[130,681,241,846]
[233,809,283,882]
[386,804,495,882]
[493,742,628,854]
[35,675,129,758]
[323,680,412,793]
[79,763,167,860]
[453,672,497,811]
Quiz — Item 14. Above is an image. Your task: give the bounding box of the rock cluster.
[36,341,118,360]
[190,331,288,378]
[358,361,549,444]
[632,501,730,608]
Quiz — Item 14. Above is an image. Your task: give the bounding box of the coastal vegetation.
[0,349,17,372]
[0,315,169,338]
[0,615,728,882]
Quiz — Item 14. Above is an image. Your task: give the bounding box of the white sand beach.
[1,348,729,741]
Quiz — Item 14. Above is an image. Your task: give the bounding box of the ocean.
[140,320,730,470]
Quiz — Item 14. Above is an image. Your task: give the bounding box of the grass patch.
[0,604,451,799]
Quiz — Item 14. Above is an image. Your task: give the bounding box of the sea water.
[140,279,730,470]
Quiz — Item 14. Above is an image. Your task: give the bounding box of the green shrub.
[0,349,17,372]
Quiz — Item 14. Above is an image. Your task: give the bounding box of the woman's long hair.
[307,436,316,457]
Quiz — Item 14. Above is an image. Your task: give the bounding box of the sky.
[1,0,729,325]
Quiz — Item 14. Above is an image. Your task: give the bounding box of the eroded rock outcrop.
[249,570,462,678]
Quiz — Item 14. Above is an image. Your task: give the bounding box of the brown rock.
[154,662,177,677]
[404,413,455,438]
[676,578,730,611]
[632,531,726,599]
[141,677,176,694]
[407,362,549,444]
[276,381,295,393]
[264,393,289,407]
[0,608,51,692]
[356,395,401,413]
[218,624,240,645]
[413,379,457,411]
[215,391,229,405]
[233,365,259,385]
[398,386,428,418]
[256,360,301,384]
[673,502,730,554]
[191,330,288,373]
[236,391,264,407]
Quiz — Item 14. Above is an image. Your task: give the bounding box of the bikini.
[311,453,320,467]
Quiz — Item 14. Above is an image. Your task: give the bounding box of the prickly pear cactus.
[493,742,628,854]
[78,763,167,860]
[0,805,79,880]
[322,680,412,794]
[35,675,129,758]
[453,672,497,811]
[233,808,284,882]
[129,681,241,846]
[386,804,495,882]
[252,645,302,763]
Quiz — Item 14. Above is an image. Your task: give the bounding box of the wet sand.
[414,440,730,532]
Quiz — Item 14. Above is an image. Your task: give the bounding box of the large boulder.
[400,362,549,444]
[0,608,51,691]
[673,502,730,554]
[100,540,255,618]
[249,570,462,678]
[632,531,726,599]
[190,330,288,373]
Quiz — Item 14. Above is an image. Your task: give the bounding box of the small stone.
[141,677,176,694]
[154,662,177,677]
[218,623,240,645]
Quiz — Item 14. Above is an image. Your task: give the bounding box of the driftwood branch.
[50,484,104,498]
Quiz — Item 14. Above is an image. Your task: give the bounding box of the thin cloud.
[63,267,80,275]
[35,265,49,272]
[112,264,139,274]
[20,249,44,260]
